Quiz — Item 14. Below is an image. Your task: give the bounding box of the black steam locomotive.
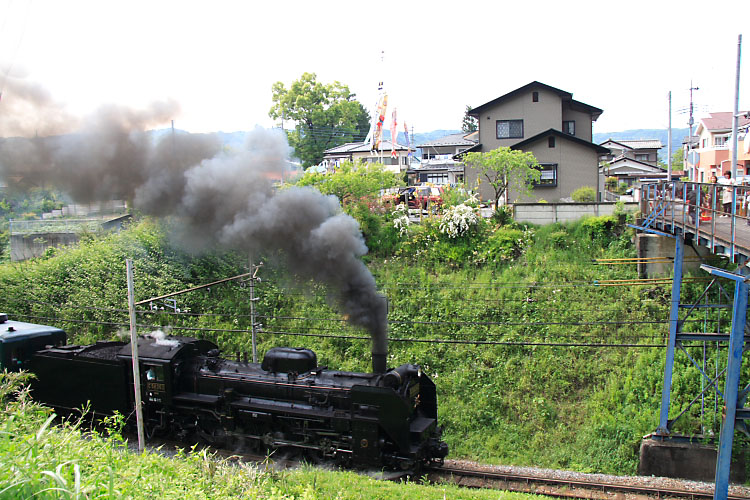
[0,314,448,470]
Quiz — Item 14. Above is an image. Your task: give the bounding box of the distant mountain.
[594,128,688,162]
[153,127,692,165]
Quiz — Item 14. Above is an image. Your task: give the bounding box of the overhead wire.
[12,314,667,349]
[7,300,716,330]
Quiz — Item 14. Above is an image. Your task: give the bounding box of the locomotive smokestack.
[372,345,387,374]
[372,321,388,374]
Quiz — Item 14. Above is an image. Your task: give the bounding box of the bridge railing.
[639,180,750,259]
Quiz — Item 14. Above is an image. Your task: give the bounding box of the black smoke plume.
[0,91,388,368]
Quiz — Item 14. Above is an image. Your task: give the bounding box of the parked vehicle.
[414,186,444,210]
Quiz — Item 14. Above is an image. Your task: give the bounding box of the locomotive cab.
[117,336,218,423]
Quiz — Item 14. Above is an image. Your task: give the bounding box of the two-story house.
[693,112,750,181]
[407,131,478,186]
[598,139,665,188]
[321,140,412,174]
[464,81,608,203]
[599,139,662,166]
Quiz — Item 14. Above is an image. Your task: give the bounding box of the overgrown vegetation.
[0,204,745,487]
[0,371,533,499]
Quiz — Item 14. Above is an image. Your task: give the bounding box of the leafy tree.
[463,147,540,208]
[671,147,684,171]
[294,161,403,206]
[269,73,370,168]
[462,105,477,133]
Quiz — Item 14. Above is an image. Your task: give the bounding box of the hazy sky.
[0,0,746,137]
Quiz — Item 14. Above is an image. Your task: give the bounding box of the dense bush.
[439,204,479,238]
[473,227,533,264]
[572,186,597,202]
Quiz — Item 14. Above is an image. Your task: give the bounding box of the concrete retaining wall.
[639,438,745,482]
[11,232,80,262]
[635,233,710,278]
[513,202,638,225]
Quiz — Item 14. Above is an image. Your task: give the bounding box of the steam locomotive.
[0,314,448,470]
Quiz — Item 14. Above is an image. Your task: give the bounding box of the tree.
[671,147,684,171]
[269,73,371,168]
[463,148,540,208]
[462,105,477,133]
[294,161,403,206]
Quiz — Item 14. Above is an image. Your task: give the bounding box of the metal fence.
[639,180,750,260]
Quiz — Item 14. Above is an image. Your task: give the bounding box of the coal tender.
[23,325,447,470]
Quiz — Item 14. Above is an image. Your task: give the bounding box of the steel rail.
[425,465,746,500]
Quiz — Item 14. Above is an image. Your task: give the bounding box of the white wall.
[513,202,638,224]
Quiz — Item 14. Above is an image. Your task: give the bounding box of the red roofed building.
[693,112,750,181]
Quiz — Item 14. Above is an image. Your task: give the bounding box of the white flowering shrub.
[392,204,410,237]
[439,203,478,238]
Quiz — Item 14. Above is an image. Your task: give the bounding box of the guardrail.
[640,180,750,261]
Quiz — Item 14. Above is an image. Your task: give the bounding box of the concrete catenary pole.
[249,256,258,363]
[126,259,145,453]
[730,34,742,182]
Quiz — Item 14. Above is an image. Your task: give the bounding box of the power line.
[12,314,667,348]
[5,300,721,330]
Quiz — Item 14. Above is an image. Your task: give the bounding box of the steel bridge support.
[707,265,748,500]
[631,220,749,500]
[656,234,684,435]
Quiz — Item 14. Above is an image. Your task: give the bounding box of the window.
[496,119,523,139]
[534,163,557,187]
[714,136,728,147]
[635,154,649,162]
[532,91,539,102]
[562,121,575,136]
[426,173,449,185]
[548,136,555,148]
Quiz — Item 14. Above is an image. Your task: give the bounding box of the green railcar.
[0,313,67,371]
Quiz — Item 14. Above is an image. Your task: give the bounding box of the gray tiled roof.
[416,133,477,148]
[323,140,408,154]
[617,140,663,149]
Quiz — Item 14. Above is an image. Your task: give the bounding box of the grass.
[0,213,741,479]
[0,371,540,499]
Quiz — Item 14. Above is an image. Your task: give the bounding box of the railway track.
[133,433,749,499]
[425,464,747,500]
